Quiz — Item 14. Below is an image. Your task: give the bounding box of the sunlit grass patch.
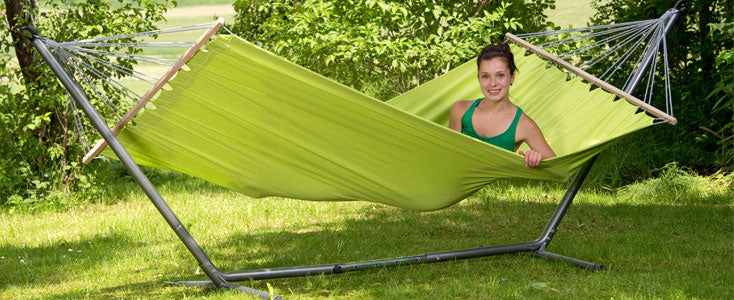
[545,0,596,29]
[113,4,236,104]
[617,163,733,205]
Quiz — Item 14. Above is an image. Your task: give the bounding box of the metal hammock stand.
[25,3,683,299]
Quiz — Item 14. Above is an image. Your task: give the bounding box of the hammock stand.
[25,4,682,299]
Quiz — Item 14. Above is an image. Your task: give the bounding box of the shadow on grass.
[187,195,731,298]
[44,281,219,300]
[3,176,732,299]
[0,231,143,289]
[92,159,228,204]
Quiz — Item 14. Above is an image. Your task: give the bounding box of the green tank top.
[461,98,523,151]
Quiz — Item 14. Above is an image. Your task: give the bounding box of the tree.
[231,0,556,100]
[0,0,173,206]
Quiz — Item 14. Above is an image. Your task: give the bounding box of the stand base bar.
[172,240,597,283]
[533,250,605,271]
[223,241,538,281]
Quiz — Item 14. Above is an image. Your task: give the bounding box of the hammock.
[96,35,654,211]
[26,4,683,298]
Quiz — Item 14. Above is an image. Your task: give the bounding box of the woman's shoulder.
[450,100,475,115]
[449,100,477,130]
[453,99,476,105]
[517,110,543,136]
[518,110,538,126]
[451,99,475,110]
[449,100,476,125]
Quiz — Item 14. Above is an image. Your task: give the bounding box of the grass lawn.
[172,0,233,7]
[545,0,597,28]
[1,164,731,299]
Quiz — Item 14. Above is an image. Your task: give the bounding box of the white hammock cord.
[517,12,676,122]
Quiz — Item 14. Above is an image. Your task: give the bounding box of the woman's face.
[478,57,515,103]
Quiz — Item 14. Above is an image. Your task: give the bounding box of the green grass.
[545,0,597,28]
[174,0,234,6]
[1,163,731,299]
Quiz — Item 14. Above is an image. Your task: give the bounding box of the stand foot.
[532,250,605,271]
[170,280,281,300]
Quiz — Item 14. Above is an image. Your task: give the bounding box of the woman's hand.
[516,114,555,169]
[518,149,544,168]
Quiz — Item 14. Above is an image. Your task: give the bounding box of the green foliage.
[590,0,733,174]
[704,20,734,166]
[708,21,734,114]
[231,0,555,100]
[0,0,173,207]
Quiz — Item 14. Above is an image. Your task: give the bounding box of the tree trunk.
[4,0,40,85]
[4,0,60,176]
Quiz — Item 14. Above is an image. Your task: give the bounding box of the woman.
[449,43,555,168]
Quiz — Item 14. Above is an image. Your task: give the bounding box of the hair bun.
[500,43,511,53]
[477,43,517,75]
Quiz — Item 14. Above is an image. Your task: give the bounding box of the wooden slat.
[505,33,677,125]
[83,18,225,164]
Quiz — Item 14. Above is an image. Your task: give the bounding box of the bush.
[0,0,173,207]
[231,0,555,100]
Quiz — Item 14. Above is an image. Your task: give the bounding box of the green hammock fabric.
[102,35,653,211]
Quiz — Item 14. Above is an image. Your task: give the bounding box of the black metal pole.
[528,4,683,270]
[23,29,276,300]
[532,156,604,270]
[221,241,540,280]
[535,155,598,247]
[625,6,683,94]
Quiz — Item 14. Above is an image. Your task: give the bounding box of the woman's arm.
[517,114,555,168]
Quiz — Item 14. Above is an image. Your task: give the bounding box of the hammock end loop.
[21,26,40,42]
[673,0,686,11]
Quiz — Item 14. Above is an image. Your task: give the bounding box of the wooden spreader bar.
[505,33,677,125]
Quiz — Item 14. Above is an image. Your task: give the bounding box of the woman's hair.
[477,43,517,75]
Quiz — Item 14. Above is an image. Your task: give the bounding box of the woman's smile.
[478,57,514,102]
